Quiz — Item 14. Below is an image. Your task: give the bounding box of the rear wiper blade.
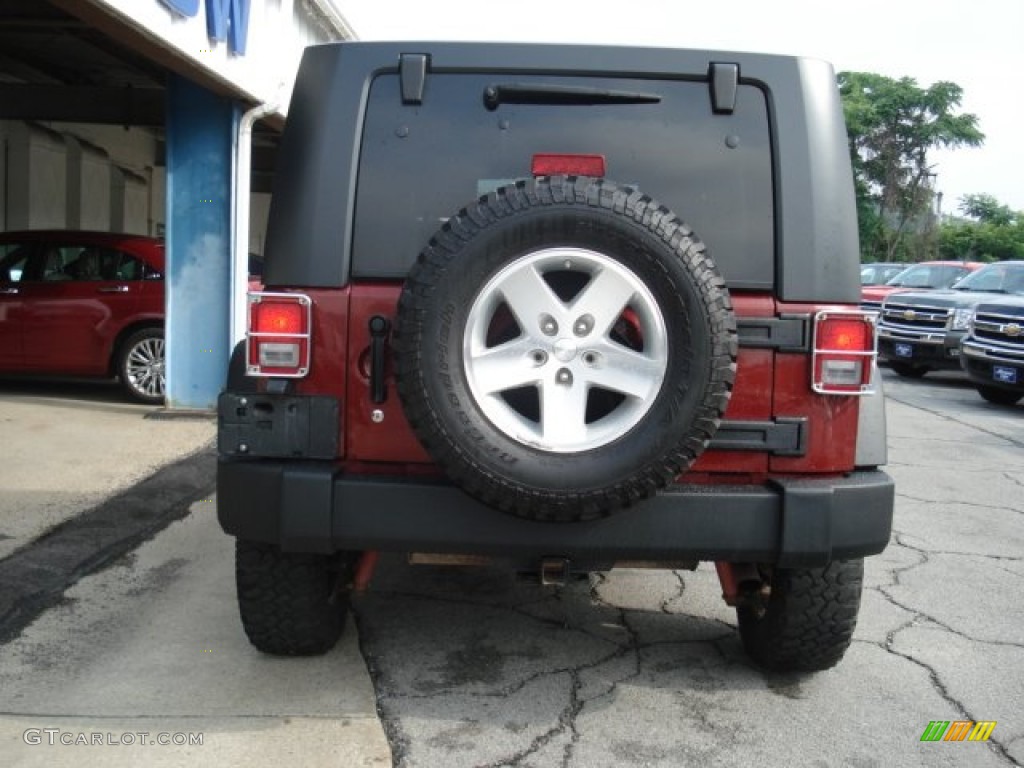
[483,83,661,111]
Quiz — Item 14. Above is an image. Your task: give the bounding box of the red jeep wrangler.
[218,41,893,672]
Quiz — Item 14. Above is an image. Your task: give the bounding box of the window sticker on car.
[993,365,1018,384]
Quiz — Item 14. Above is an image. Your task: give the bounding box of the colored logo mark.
[920,720,996,742]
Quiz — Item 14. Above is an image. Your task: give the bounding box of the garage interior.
[0,0,352,408]
[0,0,283,245]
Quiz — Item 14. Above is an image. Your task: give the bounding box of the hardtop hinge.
[708,61,739,114]
[400,53,429,105]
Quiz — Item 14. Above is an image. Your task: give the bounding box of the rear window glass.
[352,73,774,289]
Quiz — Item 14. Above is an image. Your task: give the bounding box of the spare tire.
[394,176,736,522]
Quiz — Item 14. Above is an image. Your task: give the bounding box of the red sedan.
[0,231,166,403]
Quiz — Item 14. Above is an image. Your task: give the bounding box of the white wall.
[110,167,150,235]
[0,121,164,236]
[63,124,162,235]
[0,0,342,236]
[5,122,67,230]
[66,136,112,230]
[151,166,167,237]
[0,125,6,232]
[1,120,270,241]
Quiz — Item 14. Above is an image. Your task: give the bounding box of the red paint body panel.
[689,347,774,473]
[280,287,352,456]
[769,352,858,471]
[770,302,861,472]
[20,280,145,373]
[691,292,775,474]
[0,230,164,377]
[318,287,864,474]
[344,283,430,463]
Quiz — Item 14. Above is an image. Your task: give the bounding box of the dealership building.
[0,0,355,407]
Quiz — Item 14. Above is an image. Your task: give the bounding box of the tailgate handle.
[368,315,391,404]
[98,285,130,293]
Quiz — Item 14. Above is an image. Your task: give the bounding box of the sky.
[337,0,1024,215]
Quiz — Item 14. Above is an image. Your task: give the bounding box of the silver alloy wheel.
[463,247,668,452]
[125,336,166,399]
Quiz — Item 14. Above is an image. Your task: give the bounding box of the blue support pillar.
[165,75,240,409]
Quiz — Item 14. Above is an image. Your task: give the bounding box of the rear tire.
[889,361,928,378]
[737,559,864,672]
[976,385,1022,406]
[235,539,352,656]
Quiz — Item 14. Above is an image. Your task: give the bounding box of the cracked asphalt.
[352,368,1023,768]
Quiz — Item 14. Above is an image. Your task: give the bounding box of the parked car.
[860,262,906,287]
[217,41,893,673]
[0,230,166,403]
[861,260,983,312]
[876,261,1024,377]
[960,297,1024,405]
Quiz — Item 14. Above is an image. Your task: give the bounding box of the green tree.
[838,72,984,261]
[958,193,1014,226]
[937,195,1024,262]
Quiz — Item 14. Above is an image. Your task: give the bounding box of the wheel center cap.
[553,338,578,362]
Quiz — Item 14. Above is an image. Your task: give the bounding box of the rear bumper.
[217,459,894,568]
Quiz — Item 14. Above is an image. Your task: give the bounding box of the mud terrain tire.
[235,540,350,656]
[394,176,736,522]
[737,559,864,672]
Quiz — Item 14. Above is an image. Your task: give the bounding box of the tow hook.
[540,557,572,586]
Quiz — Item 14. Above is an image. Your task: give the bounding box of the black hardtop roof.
[312,39,826,75]
[264,39,861,303]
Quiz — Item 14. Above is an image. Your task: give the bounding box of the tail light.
[531,153,606,177]
[812,311,877,395]
[246,292,312,377]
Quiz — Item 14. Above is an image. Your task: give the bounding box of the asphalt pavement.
[352,369,1023,767]
[1,370,1021,767]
